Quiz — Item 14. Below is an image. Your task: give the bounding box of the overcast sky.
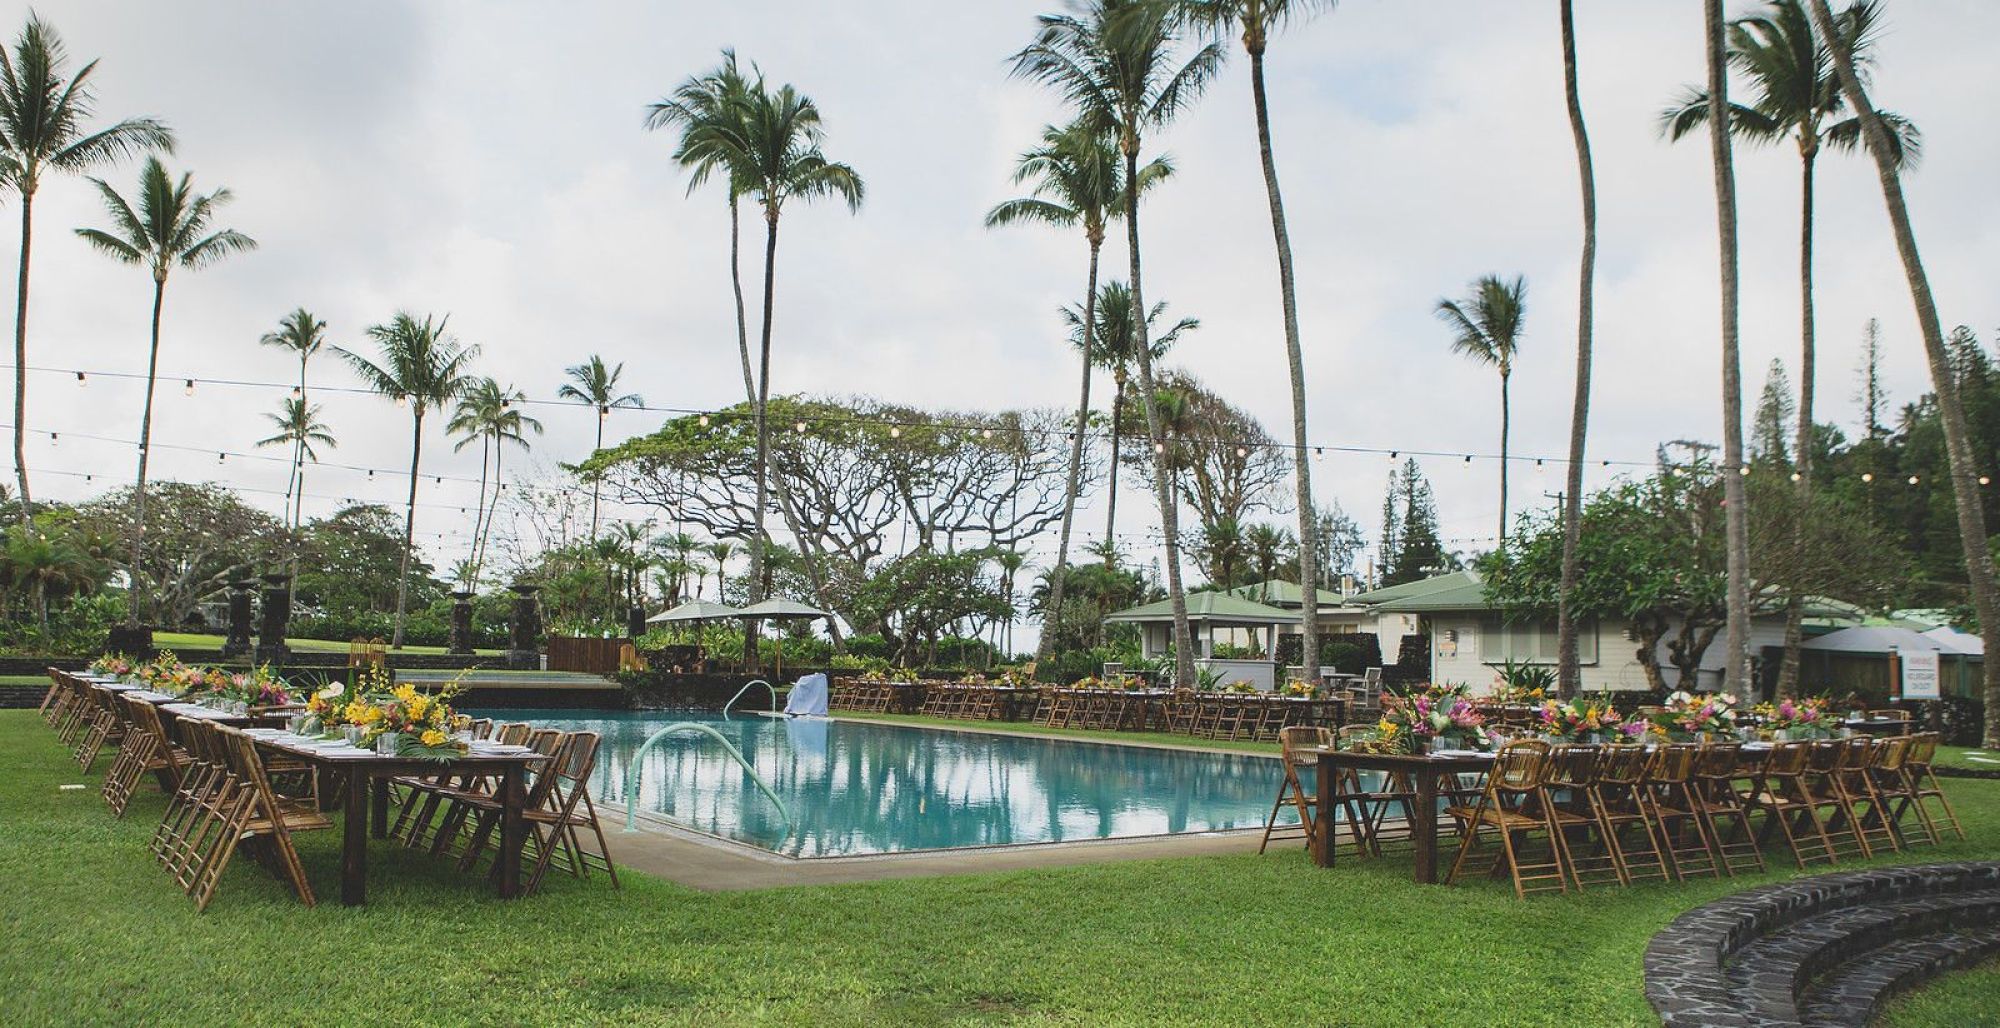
[6,0,1996,592]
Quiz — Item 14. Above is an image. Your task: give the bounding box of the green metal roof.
[1221,580,1349,608]
[1105,591,1296,624]
[1347,570,1484,610]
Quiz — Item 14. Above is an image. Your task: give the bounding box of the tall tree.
[1555,0,1598,698]
[1434,274,1527,544]
[257,308,327,534]
[707,539,734,601]
[557,354,643,542]
[1168,0,1333,690]
[1856,317,1885,440]
[336,313,479,647]
[672,71,863,614]
[1011,0,1223,688]
[1069,279,1195,559]
[1699,0,1753,696]
[986,119,1169,663]
[254,396,335,531]
[1805,0,2000,746]
[1665,0,1918,695]
[1751,359,1796,465]
[0,14,173,523]
[75,156,255,628]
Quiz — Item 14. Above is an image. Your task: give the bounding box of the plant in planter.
[1379,683,1488,753]
[1649,690,1740,741]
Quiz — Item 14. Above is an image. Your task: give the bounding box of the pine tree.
[1378,464,1401,585]
[1751,359,1796,466]
[1388,459,1445,586]
[1857,318,1885,441]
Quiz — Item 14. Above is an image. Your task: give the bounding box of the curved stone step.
[1722,889,2000,1025]
[1798,923,2000,1027]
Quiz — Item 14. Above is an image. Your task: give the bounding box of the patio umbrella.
[737,598,831,676]
[646,599,747,664]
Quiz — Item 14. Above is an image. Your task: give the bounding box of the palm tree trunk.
[1248,40,1320,687]
[288,355,307,609]
[1556,0,1597,699]
[1104,373,1124,561]
[12,190,35,525]
[127,277,167,630]
[587,415,604,542]
[1499,367,1515,546]
[1121,137,1195,690]
[730,193,757,406]
[746,208,780,671]
[1706,0,1753,696]
[477,444,504,581]
[1807,0,2000,745]
[1035,237,1101,663]
[393,409,424,649]
[466,434,491,588]
[1778,148,1819,698]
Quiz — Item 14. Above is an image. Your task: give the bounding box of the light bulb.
[890,426,901,438]
[1908,475,1920,485]
[1235,447,1247,458]
[1789,472,1801,482]
[75,371,86,386]
[1738,465,1750,476]
[1982,476,1992,486]
[394,395,407,408]
[794,421,806,434]
[184,379,195,396]
[1862,472,1874,483]
[699,414,710,427]
[290,385,301,399]
[1154,442,1165,454]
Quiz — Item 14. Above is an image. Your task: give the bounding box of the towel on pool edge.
[784,672,828,717]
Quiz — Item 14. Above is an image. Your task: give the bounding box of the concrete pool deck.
[605,808,1272,891]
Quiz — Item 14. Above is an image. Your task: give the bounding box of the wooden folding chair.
[1802,740,1871,861]
[517,731,620,893]
[1903,732,1964,842]
[1834,737,1899,858]
[455,730,570,872]
[104,701,189,818]
[38,667,66,726]
[1742,740,1839,869]
[1540,744,1620,889]
[154,720,246,906]
[1584,744,1670,886]
[73,685,125,773]
[1689,742,1765,877]
[1867,734,1933,848]
[1446,740,1568,898]
[182,728,331,911]
[1643,744,1721,881]
[1259,726,1331,855]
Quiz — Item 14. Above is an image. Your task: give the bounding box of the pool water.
[480,710,1289,858]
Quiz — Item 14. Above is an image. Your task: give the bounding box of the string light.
[183,379,195,396]
[794,420,806,434]
[290,385,301,399]
[394,395,406,408]
[1738,465,1750,477]
[75,371,85,386]
[1235,446,1247,458]
[1862,472,1875,483]
[890,426,901,439]
[1790,471,1801,482]
[698,414,710,428]
[1983,476,1993,486]
[1909,475,1920,485]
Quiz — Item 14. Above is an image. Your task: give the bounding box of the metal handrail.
[723,678,777,719]
[620,721,790,832]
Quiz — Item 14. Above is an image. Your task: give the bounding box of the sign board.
[1901,649,1941,700]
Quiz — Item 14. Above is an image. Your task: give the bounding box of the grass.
[1934,745,2000,772]
[5,711,2000,1026]
[1878,957,2000,1027]
[149,631,507,658]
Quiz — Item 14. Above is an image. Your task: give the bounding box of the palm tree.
[1012,0,1221,689]
[1167,0,1334,703]
[1434,274,1527,545]
[258,308,327,532]
[646,51,760,406]
[448,378,505,586]
[255,397,335,529]
[557,354,644,542]
[1803,0,2000,746]
[4,525,100,633]
[76,156,255,628]
[0,15,173,523]
[669,72,863,609]
[707,539,734,600]
[988,120,1170,663]
[1066,279,1197,558]
[336,313,479,647]
[1555,0,1598,698]
[1702,0,1752,696]
[454,379,541,585]
[1663,0,1919,695]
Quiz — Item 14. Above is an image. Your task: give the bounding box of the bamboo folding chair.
[1259,726,1331,855]
[1866,735,1934,848]
[1325,724,1418,859]
[1584,744,1670,886]
[1688,742,1765,877]
[1834,737,1899,858]
[1868,708,1912,723]
[513,731,621,893]
[1802,740,1871,861]
[398,722,531,851]
[1540,744,1620,889]
[1255,698,1291,741]
[1642,744,1721,881]
[1445,740,1568,898]
[38,668,66,726]
[55,674,95,747]
[73,684,126,773]
[454,730,570,872]
[105,701,189,818]
[1166,690,1199,734]
[1903,732,1964,842]
[154,720,247,907]
[1742,740,1839,869]
[182,728,331,911]
[101,694,162,817]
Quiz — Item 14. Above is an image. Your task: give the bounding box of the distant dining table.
[1308,747,1494,885]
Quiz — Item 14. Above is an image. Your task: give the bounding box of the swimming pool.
[482,710,1288,858]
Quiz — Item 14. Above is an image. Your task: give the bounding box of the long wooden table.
[247,733,551,906]
[1309,748,1494,884]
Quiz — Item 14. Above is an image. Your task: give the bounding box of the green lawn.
[5,710,2000,1026]
[1879,956,2000,1027]
[1935,744,2000,773]
[149,631,507,658]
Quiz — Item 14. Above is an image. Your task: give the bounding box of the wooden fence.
[546,636,630,675]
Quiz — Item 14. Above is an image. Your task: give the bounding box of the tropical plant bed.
[4,710,1999,1026]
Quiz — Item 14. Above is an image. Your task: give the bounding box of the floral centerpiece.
[997,666,1036,689]
[206,665,294,709]
[1280,680,1316,699]
[1068,675,1104,691]
[1223,680,1260,695]
[1377,683,1488,754]
[88,653,135,678]
[319,666,468,760]
[135,650,190,692]
[1649,691,1740,741]
[1755,696,1833,740]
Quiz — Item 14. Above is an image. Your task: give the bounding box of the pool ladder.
[619,722,791,833]
[722,678,777,719]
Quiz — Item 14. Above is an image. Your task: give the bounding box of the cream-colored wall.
[1427,613,1653,695]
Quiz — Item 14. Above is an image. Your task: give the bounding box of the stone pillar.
[448,591,476,655]
[254,572,292,667]
[507,583,541,670]
[220,579,256,659]
[627,605,647,641]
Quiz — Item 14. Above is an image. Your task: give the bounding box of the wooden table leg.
[1315,758,1335,868]
[371,777,389,838]
[497,763,525,899]
[341,766,369,906]
[1413,769,1439,884]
